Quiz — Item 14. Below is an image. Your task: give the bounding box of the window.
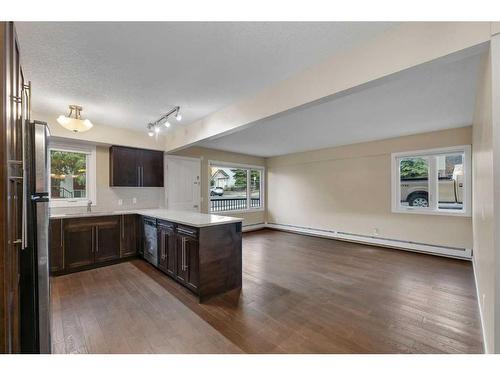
[49,142,96,207]
[209,161,264,213]
[391,145,471,216]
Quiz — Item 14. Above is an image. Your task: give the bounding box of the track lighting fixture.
[145,106,181,135]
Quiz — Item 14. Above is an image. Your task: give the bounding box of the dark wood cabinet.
[54,216,127,274]
[120,214,139,257]
[64,219,94,271]
[49,219,64,273]
[157,221,176,277]
[94,217,120,263]
[48,213,242,303]
[109,146,138,187]
[175,226,199,292]
[109,146,163,187]
[140,149,164,187]
[184,236,199,292]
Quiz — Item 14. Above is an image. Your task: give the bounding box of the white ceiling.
[16,22,395,132]
[198,51,483,157]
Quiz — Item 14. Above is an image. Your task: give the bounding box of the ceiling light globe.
[164,121,171,128]
[175,113,182,121]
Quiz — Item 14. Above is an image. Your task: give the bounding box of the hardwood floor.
[51,229,483,354]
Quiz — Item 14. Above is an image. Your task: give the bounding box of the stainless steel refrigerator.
[20,120,51,353]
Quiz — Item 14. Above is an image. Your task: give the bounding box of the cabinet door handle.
[161,233,166,260]
[182,237,188,271]
[91,227,94,253]
[95,227,99,253]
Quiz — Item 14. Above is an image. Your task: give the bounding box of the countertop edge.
[49,209,243,228]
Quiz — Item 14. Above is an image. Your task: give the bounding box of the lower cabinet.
[64,218,95,270]
[51,215,135,274]
[176,227,199,292]
[49,219,64,273]
[121,214,139,257]
[157,221,199,292]
[94,217,121,263]
[158,222,176,277]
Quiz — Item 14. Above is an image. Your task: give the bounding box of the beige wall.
[50,145,165,215]
[171,146,266,227]
[267,127,473,250]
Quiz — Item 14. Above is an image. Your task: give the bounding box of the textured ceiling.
[198,51,483,157]
[16,22,395,133]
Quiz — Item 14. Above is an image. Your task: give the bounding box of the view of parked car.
[210,187,224,196]
[400,165,464,207]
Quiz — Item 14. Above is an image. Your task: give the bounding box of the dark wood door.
[120,214,138,257]
[64,221,94,270]
[49,219,64,273]
[184,237,199,292]
[109,146,139,187]
[175,227,199,291]
[140,149,163,187]
[95,217,121,263]
[158,223,176,277]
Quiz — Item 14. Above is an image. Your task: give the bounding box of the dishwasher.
[143,217,158,266]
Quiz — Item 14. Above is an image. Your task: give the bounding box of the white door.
[165,156,201,212]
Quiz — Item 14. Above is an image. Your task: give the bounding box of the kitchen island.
[49,209,243,302]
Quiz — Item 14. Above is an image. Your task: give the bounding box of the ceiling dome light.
[56,105,93,133]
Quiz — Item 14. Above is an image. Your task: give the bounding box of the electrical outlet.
[132,197,137,204]
[118,199,123,206]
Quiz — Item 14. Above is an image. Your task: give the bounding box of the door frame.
[164,155,202,212]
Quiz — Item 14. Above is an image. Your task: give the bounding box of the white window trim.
[48,140,97,208]
[391,145,471,217]
[208,160,265,214]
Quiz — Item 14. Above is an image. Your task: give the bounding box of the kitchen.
[2,19,497,358]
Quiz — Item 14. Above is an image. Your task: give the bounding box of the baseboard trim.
[265,222,472,260]
[242,223,267,232]
[472,255,488,354]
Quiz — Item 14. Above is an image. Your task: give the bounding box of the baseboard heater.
[242,223,266,232]
[266,222,472,260]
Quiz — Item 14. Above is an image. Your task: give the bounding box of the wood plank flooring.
[51,229,483,354]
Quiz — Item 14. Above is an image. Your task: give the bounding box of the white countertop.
[50,208,243,228]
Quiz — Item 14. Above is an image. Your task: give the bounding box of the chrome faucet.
[87,200,92,213]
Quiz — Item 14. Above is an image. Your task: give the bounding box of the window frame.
[391,145,471,217]
[208,160,265,214]
[48,140,97,208]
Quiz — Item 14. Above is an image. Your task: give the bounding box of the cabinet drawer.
[157,219,175,230]
[176,225,198,238]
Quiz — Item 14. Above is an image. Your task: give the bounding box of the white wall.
[472,50,495,353]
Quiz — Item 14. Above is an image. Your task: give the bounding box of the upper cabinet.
[109,146,164,187]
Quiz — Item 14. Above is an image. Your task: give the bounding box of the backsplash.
[50,187,165,215]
